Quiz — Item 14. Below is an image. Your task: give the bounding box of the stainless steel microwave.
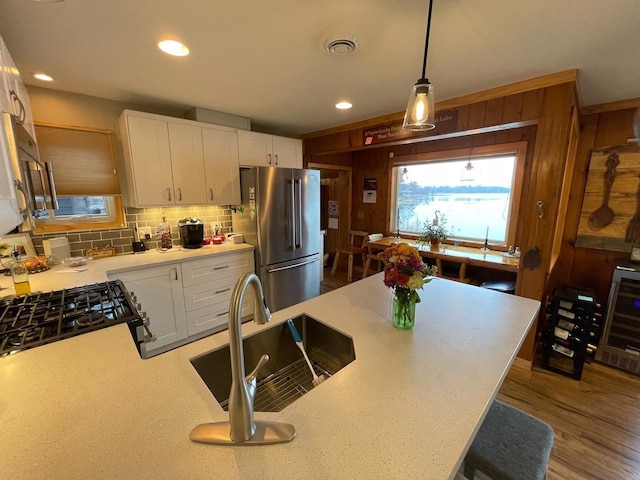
[1,112,58,231]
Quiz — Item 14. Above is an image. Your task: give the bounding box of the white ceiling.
[0,0,639,137]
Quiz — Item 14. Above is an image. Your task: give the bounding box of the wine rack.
[542,286,599,380]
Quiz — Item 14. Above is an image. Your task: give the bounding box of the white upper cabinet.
[237,130,302,168]
[167,122,207,205]
[271,135,303,168]
[202,127,241,205]
[121,114,175,206]
[120,110,240,207]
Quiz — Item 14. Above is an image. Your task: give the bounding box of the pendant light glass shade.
[401,166,410,182]
[461,160,475,182]
[402,0,436,131]
[403,79,435,130]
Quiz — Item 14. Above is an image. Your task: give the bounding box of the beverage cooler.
[597,263,640,375]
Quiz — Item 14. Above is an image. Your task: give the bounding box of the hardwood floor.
[499,360,640,480]
[320,269,640,479]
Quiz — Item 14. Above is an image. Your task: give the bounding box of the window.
[33,123,125,233]
[35,196,113,219]
[391,143,526,247]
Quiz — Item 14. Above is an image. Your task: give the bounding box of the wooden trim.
[308,120,538,156]
[302,70,577,139]
[435,70,577,112]
[580,97,640,116]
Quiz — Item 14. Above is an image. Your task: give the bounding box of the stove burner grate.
[0,280,142,355]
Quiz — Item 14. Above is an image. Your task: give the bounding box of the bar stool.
[464,400,554,480]
[331,230,369,282]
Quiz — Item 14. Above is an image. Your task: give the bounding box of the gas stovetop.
[0,280,142,356]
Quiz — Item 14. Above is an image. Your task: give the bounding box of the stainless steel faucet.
[190,273,296,445]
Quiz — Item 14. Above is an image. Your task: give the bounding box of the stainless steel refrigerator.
[232,167,320,312]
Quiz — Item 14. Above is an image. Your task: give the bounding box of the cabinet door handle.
[171,267,179,281]
[177,187,182,201]
[215,287,231,294]
[216,311,230,317]
[209,188,214,201]
[213,265,229,270]
[275,154,279,166]
[268,153,272,165]
[167,187,172,201]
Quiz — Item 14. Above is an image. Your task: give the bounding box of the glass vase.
[392,291,416,329]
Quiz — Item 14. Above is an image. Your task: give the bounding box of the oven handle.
[139,313,157,342]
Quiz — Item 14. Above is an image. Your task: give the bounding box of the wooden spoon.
[589,152,620,229]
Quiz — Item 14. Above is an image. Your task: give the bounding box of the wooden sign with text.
[363,109,457,146]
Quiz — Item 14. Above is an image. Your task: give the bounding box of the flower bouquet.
[378,243,436,329]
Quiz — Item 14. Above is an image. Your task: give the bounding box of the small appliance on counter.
[43,237,71,264]
[178,218,204,249]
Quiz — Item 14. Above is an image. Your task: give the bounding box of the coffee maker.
[178,218,204,249]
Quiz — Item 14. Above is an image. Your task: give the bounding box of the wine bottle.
[552,343,574,358]
[10,248,31,296]
[554,326,583,343]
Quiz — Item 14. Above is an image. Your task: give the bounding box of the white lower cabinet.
[109,263,187,356]
[181,251,254,336]
[109,250,255,357]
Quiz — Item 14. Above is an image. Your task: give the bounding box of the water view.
[398,193,512,243]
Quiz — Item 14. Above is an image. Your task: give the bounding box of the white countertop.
[0,270,539,480]
[0,243,255,293]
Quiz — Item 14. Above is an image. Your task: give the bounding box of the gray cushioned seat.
[464,400,554,480]
[480,280,516,294]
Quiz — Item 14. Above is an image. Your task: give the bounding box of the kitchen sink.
[190,314,355,412]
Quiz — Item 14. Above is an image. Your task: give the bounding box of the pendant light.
[401,166,410,183]
[461,160,475,182]
[403,0,436,131]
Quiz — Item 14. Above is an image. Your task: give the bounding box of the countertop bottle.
[11,248,31,296]
[158,215,172,249]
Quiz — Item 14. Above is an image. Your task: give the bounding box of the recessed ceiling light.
[158,39,190,57]
[335,101,352,110]
[33,73,53,82]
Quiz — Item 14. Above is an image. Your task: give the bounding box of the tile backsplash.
[31,205,233,257]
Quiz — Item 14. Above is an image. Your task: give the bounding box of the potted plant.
[419,215,449,246]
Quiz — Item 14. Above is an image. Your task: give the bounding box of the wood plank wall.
[549,107,639,307]
[303,74,579,362]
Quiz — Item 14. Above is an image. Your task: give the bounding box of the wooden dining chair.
[331,230,369,282]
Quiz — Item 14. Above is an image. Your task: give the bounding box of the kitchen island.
[0,272,539,479]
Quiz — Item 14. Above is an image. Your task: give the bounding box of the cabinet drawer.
[186,293,253,336]
[181,251,253,288]
[184,276,246,312]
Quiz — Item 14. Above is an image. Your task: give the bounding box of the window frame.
[389,142,527,248]
[32,122,126,234]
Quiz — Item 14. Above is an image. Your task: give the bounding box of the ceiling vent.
[324,36,358,56]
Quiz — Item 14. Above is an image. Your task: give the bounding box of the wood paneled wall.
[303,73,580,362]
[549,107,640,307]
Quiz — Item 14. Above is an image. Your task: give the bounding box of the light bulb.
[412,93,428,123]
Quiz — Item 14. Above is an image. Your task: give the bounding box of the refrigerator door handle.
[290,179,296,251]
[295,178,302,249]
[267,257,318,273]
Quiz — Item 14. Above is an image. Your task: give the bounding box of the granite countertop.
[0,243,255,293]
[0,273,540,480]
